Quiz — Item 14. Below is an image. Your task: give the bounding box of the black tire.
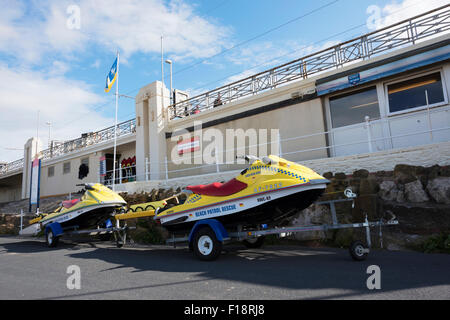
[192,227,222,261]
[242,236,265,248]
[349,240,368,261]
[46,230,59,248]
[114,232,124,248]
[145,204,156,211]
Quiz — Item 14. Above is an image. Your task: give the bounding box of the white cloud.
[91,60,101,69]
[0,0,233,162]
[0,0,231,64]
[367,0,449,30]
[48,61,70,76]
[0,64,113,162]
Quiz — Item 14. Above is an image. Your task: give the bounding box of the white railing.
[168,4,450,119]
[0,118,136,177]
[126,106,450,183]
[40,118,136,162]
[0,158,24,176]
[103,163,138,186]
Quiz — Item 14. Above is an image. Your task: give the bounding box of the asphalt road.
[0,236,449,300]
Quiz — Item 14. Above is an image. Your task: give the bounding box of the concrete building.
[0,6,449,204]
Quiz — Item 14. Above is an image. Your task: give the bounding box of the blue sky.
[0,0,447,162]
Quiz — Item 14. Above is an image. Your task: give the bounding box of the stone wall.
[0,214,32,234]
[289,163,450,250]
[1,156,449,252]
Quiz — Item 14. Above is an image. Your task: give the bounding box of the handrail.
[0,118,136,176]
[168,4,450,119]
[39,118,136,162]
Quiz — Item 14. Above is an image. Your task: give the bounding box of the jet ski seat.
[186,178,247,197]
[62,199,80,209]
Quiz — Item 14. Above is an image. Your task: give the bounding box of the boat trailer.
[35,188,399,261]
[112,188,399,261]
[40,221,132,248]
[163,190,398,261]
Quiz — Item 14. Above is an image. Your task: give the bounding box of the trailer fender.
[188,219,229,245]
[45,222,64,237]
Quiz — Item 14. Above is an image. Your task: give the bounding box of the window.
[329,86,380,128]
[79,158,89,180]
[63,162,71,174]
[48,166,54,177]
[387,72,445,113]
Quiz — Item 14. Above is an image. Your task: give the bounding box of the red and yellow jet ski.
[154,155,329,233]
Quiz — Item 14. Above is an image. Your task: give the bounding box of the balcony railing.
[168,4,450,119]
[0,158,24,176]
[0,118,136,177]
[40,118,136,162]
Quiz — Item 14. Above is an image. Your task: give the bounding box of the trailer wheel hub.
[198,235,213,255]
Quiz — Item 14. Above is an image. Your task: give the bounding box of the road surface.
[0,236,449,300]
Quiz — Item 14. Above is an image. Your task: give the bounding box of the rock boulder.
[404,180,429,203]
[426,177,450,204]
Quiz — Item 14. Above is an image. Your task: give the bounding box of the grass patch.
[128,219,165,244]
[421,233,450,254]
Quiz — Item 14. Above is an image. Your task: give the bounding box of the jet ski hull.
[56,205,119,230]
[162,183,326,233]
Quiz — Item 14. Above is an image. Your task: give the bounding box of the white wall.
[115,140,450,194]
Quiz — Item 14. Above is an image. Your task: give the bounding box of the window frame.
[48,166,55,178]
[63,161,71,175]
[384,69,448,117]
[81,157,89,166]
[326,84,381,129]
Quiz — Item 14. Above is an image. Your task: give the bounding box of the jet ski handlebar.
[75,183,95,190]
[236,155,275,165]
[236,155,259,163]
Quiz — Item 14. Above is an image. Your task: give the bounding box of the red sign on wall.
[177,137,200,155]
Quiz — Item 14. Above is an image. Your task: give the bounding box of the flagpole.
[112,51,119,191]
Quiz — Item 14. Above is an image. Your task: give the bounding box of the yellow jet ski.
[154,155,329,233]
[21,183,127,236]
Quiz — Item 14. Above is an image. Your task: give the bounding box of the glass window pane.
[48,166,54,177]
[63,162,71,174]
[329,87,380,128]
[388,72,444,113]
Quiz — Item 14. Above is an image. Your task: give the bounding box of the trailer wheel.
[349,240,368,261]
[242,236,265,248]
[46,230,59,248]
[193,227,222,261]
[114,230,126,248]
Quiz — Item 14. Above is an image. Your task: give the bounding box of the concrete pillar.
[21,137,42,199]
[135,81,169,181]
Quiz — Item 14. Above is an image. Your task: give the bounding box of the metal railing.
[103,163,138,186]
[150,106,450,181]
[168,4,450,119]
[0,118,136,177]
[0,158,24,176]
[40,118,136,162]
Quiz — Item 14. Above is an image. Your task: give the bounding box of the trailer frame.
[44,221,132,248]
[164,192,399,261]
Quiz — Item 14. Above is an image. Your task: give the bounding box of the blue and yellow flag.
[105,57,118,93]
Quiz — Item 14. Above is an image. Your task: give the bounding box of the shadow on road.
[0,238,80,253]
[1,237,450,299]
